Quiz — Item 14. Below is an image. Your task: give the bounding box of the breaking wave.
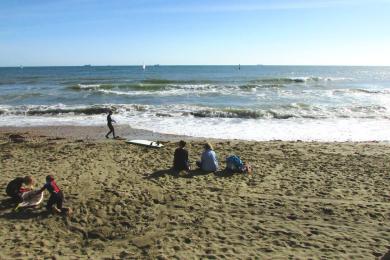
[0,105,112,116]
[189,105,387,119]
[67,82,286,94]
[68,83,169,91]
[141,79,215,84]
[64,76,353,95]
[333,88,390,95]
[249,77,334,84]
[0,103,387,120]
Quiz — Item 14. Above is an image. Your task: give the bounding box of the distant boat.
[142,63,146,71]
[238,64,241,70]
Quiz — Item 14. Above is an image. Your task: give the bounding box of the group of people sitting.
[173,140,251,174]
[6,175,68,214]
[173,141,218,172]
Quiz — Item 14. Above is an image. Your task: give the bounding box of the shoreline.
[0,125,388,144]
[0,125,197,142]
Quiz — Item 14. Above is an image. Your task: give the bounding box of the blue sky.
[1,0,390,66]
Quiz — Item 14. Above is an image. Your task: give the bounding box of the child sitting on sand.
[35,175,66,214]
[173,140,190,172]
[6,176,34,202]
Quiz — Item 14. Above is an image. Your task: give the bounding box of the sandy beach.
[0,126,389,259]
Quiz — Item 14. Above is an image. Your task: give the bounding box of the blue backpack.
[225,155,244,171]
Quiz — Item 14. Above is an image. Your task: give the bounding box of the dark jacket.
[6,177,24,197]
[173,147,189,171]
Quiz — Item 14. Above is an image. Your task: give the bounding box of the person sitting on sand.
[225,155,252,174]
[105,110,117,139]
[173,140,190,172]
[6,176,34,202]
[196,142,218,172]
[35,175,65,214]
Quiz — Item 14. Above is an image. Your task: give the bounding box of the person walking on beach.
[105,110,117,139]
[196,142,218,172]
[173,140,190,172]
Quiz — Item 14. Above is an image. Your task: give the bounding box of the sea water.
[1,65,390,141]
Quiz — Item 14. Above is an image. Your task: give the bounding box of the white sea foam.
[114,114,390,141]
[77,84,101,89]
[1,112,390,141]
[96,84,246,97]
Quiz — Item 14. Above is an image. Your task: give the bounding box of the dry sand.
[0,126,389,259]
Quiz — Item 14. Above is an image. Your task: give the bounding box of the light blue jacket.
[201,149,218,172]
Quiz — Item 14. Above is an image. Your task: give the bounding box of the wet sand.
[0,126,389,259]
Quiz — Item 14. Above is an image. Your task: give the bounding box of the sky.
[0,0,390,66]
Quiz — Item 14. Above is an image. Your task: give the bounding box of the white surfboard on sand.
[17,190,44,208]
[125,139,164,148]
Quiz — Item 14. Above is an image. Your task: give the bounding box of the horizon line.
[1,64,390,68]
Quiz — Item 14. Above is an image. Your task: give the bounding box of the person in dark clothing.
[36,175,64,214]
[105,110,116,139]
[6,176,33,202]
[173,140,190,171]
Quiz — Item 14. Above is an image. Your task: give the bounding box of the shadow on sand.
[0,198,49,220]
[146,168,237,179]
[0,198,17,211]
[0,208,49,220]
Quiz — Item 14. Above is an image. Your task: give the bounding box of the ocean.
[1,65,390,141]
